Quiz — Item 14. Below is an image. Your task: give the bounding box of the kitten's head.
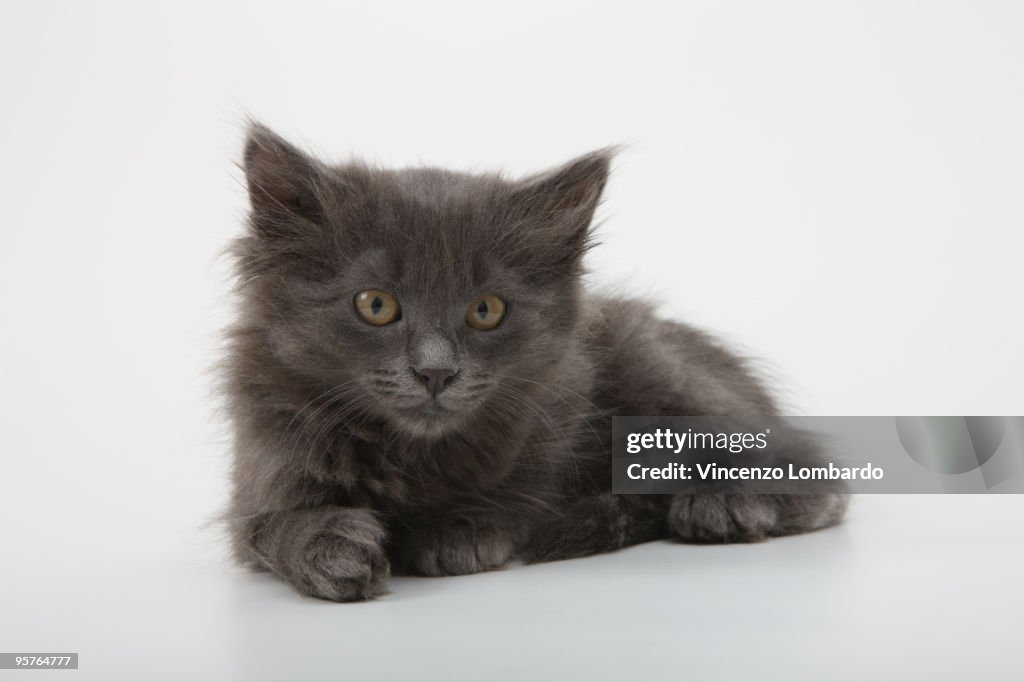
[235,124,612,439]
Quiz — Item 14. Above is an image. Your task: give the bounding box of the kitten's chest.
[320,432,525,511]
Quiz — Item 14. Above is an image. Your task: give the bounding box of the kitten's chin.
[391,403,470,440]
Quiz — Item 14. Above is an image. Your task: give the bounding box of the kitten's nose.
[414,367,457,398]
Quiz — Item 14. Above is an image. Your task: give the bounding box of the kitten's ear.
[509,148,616,268]
[243,123,327,227]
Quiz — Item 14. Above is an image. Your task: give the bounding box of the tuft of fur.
[223,124,847,601]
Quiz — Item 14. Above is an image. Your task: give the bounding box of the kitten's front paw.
[289,514,390,602]
[403,522,514,576]
[668,493,848,543]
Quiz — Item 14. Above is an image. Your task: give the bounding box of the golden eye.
[466,295,506,330]
[354,289,401,325]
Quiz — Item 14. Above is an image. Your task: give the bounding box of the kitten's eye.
[354,289,401,325]
[466,295,506,330]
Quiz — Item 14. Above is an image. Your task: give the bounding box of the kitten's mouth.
[399,400,451,417]
[391,399,468,438]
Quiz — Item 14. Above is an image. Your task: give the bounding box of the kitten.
[224,124,847,601]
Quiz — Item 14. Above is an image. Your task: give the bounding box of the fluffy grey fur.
[224,124,847,601]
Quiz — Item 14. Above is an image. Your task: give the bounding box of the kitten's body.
[226,125,847,601]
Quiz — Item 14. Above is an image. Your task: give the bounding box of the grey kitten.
[224,124,847,601]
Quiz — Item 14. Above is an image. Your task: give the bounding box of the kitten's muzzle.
[413,366,458,398]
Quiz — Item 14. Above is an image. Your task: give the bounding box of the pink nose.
[414,367,457,397]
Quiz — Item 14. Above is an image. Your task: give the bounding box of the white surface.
[2,496,1023,681]
[1,1,1023,680]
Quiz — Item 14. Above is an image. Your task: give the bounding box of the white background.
[1,1,1022,680]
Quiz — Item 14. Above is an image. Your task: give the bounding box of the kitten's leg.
[395,518,519,576]
[236,506,389,601]
[591,302,850,544]
[521,494,669,563]
[668,424,849,542]
[668,492,848,543]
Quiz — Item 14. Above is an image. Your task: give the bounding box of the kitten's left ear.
[509,148,616,267]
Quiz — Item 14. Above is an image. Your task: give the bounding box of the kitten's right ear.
[243,123,326,226]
